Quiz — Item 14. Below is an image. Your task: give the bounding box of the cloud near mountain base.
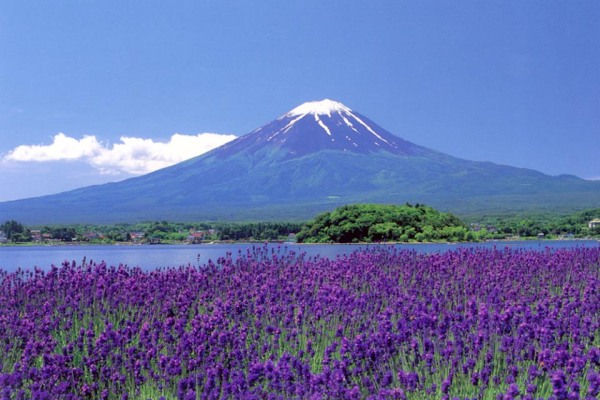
[3,132,237,175]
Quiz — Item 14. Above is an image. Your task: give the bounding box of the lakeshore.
[2,239,599,273]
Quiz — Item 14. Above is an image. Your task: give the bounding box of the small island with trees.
[296,203,471,243]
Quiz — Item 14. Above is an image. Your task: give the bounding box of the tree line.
[2,206,598,244]
[0,220,303,243]
[467,208,600,238]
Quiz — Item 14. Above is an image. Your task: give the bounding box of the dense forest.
[295,203,469,243]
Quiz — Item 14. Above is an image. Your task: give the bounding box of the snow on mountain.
[278,99,384,142]
[216,99,430,159]
[283,99,352,117]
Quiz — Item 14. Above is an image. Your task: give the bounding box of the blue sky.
[1,1,599,202]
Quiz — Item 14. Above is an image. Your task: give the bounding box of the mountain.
[1,99,599,224]
[215,99,429,158]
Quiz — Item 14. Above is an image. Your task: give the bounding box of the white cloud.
[3,132,237,175]
[5,133,103,161]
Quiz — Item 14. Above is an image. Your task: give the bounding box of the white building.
[589,219,600,229]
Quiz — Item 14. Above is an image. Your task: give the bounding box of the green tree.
[49,227,77,241]
[296,204,467,243]
[1,220,31,242]
[368,222,402,242]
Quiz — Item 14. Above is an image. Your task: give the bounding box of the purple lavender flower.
[0,246,598,397]
[551,370,568,399]
[588,371,600,397]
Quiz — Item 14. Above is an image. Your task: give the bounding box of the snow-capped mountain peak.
[273,99,396,148]
[284,99,352,118]
[213,98,431,159]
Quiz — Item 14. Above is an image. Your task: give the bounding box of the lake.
[0,240,598,272]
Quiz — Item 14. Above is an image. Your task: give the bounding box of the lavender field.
[1,246,599,399]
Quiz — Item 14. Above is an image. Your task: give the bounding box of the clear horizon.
[1,1,599,202]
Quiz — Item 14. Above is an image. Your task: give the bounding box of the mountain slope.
[1,99,599,223]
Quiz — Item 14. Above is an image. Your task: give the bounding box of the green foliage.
[0,220,303,244]
[1,220,31,242]
[3,207,599,245]
[48,227,77,241]
[214,222,303,241]
[466,208,600,238]
[296,203,467,243]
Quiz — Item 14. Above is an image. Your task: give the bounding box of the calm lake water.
[0,240,598,272]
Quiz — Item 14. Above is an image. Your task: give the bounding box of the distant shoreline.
[2,237,598,248]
